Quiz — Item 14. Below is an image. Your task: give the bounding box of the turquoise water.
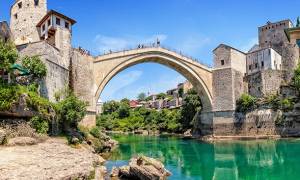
[106,134,300,180]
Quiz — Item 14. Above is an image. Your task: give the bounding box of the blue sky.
[1,0,300,101]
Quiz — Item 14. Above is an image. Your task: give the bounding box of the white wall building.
[246,47,282,75]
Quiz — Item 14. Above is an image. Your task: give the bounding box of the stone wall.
[212,68,245,111]
[10,0,47,45]
[17,41,69,102]
[246,70,282,97]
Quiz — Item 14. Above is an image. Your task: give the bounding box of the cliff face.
[195,103,300,138]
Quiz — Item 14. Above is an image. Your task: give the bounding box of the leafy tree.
[0,40,18,73]
[56,94,88,129]
[180,89,202,130]
[120,98,130,106]
[103,100,120,114]
[118,102,130,118]
[137,92,146,101]
[21,56,47,83]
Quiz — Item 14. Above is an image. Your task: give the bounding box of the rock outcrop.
[111,156,171,180]
[0,138,106,180]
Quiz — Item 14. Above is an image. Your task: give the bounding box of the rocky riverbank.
[0,138,106,180]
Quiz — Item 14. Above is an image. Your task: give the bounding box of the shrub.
[279,98,294,112]
[29,116,49,134]
[56,94,87,129]
[236,93,257,112]
[293,63,300,91]
[0,84,20,111]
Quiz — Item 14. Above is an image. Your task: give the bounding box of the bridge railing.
[97,43,212,68]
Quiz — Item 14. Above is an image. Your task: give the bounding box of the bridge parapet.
[95,46,212,70]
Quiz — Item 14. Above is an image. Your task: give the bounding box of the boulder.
[111,156,171,180]
[7,137,38,146]
[184,129,192,137]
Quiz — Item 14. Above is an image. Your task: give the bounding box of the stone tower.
[212,44,246,112]
[10,0,47,45]
[258,20,299,82]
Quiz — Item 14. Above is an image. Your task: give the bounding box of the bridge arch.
[92,47,213,112]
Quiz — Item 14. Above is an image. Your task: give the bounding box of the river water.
[106,134,300,180]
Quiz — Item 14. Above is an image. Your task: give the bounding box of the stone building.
[9,0,75,102]
[212,44,246,112]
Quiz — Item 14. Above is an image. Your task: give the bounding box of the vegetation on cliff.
[97,89,202,133]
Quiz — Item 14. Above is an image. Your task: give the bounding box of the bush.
[30,116,49,134]
[56,94,87,129]
[279,98,294,112]
[293,63,300,91]
[236,93,257,112]
[0,84,20,111]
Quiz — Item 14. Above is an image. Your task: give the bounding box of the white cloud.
[239,37,258,52]
[94,34,167,53]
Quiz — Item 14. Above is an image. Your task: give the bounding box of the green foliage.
[0,84,20,111]
[180,89,201,130]
[56,94,88,128]
[293,63,300,91]
[29,116,49,134]
[118,102,130,118]
[236,93,257,112]
[97,100,183,133]
[137,92,146,101]
[156,93,167,100]
[0,40,18,73]
[21,56,47,82]
[278,98,294,112]
[103,100,120,114]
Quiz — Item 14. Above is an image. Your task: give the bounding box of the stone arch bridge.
[71,46,212,127]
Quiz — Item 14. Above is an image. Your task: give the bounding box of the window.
[65,22,69,29]
[249,65,252,70]
[42,24,45,32]
[48,19,51,26]
[261,61,264,67]
[34,0,39,6]
[255,63,258,69]
[221,60,225,66]
[14,13,18,19]
[18,2,22,9]
[258,87,261,92]
[56,18,61,25]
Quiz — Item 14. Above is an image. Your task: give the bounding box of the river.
[106,134,300,180]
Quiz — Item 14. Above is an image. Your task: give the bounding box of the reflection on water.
[106,134,300,180]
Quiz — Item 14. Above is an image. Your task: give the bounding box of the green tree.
[137,92,146,101]
[21,56,47,83]
[103,100,120,114]
[0,40,18,76]
[120,98,130,106]
[118,102,130,118]
[56,94,88,129]
[180,89,201,130]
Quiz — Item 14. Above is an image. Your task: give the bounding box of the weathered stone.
[0,138,102,180]
[7,137,38,146]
